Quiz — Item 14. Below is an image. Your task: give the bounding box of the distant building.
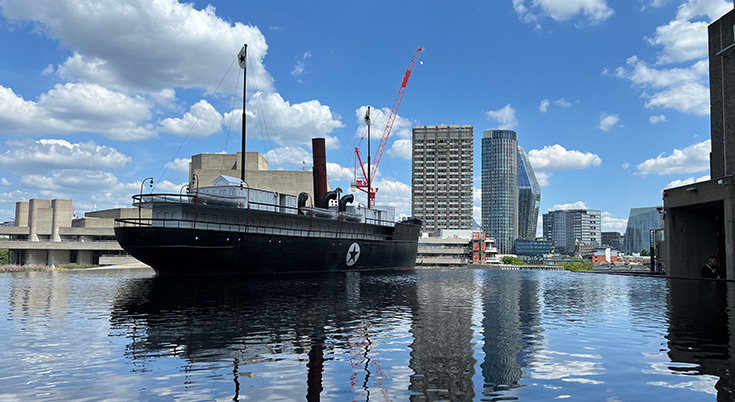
[514,239,552,257]
[482,130,518,254]
[592,248,619,264]
[0,199,145,266]
[623,207,662,255]
[411,125,474,233]
[190,151,317,197]
[517,146,541,241]
[601,231,623,250]
[663,7,735,278]
[417,230,497,267]
[542,209,601,255]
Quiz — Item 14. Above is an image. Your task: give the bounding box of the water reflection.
[666,279,735,400]
[2,269,727,400]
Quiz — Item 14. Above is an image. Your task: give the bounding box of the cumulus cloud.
[513,0,614,24]
[0,139,130,173]
[528,144,602,170]
[355,105,413,141]
[263,146,312,170]
[0,178,9,186]
[601,211,628,231]
[164,158,191,174]
[645,82,710,115]
[636,139,710,175]
[622,162,631,169]
[535,171,552,187]
[372,177,411,217]
[648,19,709,64]
[387,139,412,159]
[650,114,667,124]
[225,92,344,147]
[599,113,621,131]
[485,104,518,130]
[1,0,274,94]
[0,83,155,140]
[666,174,711,188]
[326,162,354,182]
[159,100,223,138]
[549,201,588,211]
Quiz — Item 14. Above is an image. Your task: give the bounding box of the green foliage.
[55,264,97,270]
[502,256,527,265]
[561,258,593,271]
[640,248,650,256]
[0,249,7,265]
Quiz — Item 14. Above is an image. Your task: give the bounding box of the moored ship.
[113,44,421,275]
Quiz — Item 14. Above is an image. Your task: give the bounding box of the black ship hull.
[114,222,421,275]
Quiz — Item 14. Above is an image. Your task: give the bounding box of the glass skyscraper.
[623,207,662,254]
[481,130,518,254]
[517,145,541,240]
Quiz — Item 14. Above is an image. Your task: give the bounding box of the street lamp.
[138,177,153,223]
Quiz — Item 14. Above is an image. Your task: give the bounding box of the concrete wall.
[190,152,318,198]
[51,199,72,241]
[84,207,149,220]
[14,202,28,227]
[709,8,735,179]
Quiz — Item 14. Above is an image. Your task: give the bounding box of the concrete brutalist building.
[189,151,318,196]
[663,6,735,278]
[0,199,147,266]
[411,125,474,234]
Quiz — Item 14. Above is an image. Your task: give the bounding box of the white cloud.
[676,0,733,21]
[599,113,621,131]
[355,105,413,141]
[1,0,274,93]
[535,171,552,186]
[225,92,344,147]
[326,162,354,182]
[159,100,223,138]
[549,201,588,211]
[528,144,602,170]
[648,19,709,64]
[513,0,614,23]
[263,146,312,169]
[387,139,412,159]
[555,98,572,107]
[473,205,482,226]
[601,211,628,232]
[0,139,130,173]
[0,190,30,203]
[485,104,518,130]
[0,178,9,186]
[164,158,191,174]
[622,162,631,169]
[666,174,710,188]
[539,99,550,112]
[0,83,155,140]
[291,51,312,82]
[644,82,710,116]
[372,178,411,217]
[636,139,710,175]
[473,187,482,202]
[649,114,667,124]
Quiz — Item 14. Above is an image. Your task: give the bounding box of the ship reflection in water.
[4,269,735,400]
[105,270,735,401]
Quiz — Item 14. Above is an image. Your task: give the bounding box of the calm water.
[0,268,733,401]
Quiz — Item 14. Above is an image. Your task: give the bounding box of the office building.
[542,209,601,254]
[517,146,541,240]
[623,207,662,255]
[601,231,623,250]
[481,130,518,254]
[412,125,474,233]
[514,239,552,257]
[416,230,498,267]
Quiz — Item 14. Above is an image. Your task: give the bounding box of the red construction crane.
[353,47,423,207]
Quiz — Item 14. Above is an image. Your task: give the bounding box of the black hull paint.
[114,224,420,275]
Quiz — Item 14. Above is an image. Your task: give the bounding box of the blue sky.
[0,0,730,235]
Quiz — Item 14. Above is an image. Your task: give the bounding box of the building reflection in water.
[408,270,477,401]
[480,271,542,398]
[666,279,735,401]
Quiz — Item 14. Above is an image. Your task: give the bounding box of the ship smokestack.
[312,138,328,207]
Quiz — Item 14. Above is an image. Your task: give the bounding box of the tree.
[502,256,526,265]
[641,248,650,256]
[0,249,8,265]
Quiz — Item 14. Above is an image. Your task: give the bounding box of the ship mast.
[237,44,248,182]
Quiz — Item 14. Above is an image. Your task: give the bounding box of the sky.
[0,0,731,235]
